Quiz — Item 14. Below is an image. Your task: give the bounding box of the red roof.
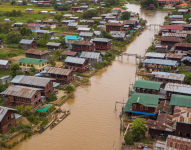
[28,23,40,27]
[72,7,79,8]
[161,25,183,30]
[62,51,77,56]
[149,4,155,7]
[43,20,54,23]
[158,0,179,2]
[43,1,51,2]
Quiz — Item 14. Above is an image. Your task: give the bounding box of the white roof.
[164,83,191,95]
[145,52,166,58]
[80,52,100,59]
[0,59,9,66]
[65,56,86,64]
[152,72,185,81]
[142,59,178,66]
[77,27,91,31]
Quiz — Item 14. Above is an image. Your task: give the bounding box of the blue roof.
[132,111,156,116]
[63,35,82,40]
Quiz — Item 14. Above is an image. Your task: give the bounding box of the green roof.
[37,104,52,113]
[133,80,163,90]
[124,93,159,112]
[170,94,191,108]
[17,58,48,65]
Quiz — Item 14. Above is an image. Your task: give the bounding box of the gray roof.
[124,25,130,28]
[142,59,178,66]
[178,9,188,12]
[11,75,54,87]
[14,22,23,25]
[19,39,34,44]
[110,31,126,38]
[36,30,53,33]
[152,72,185,81]
[0,75,10,80]
[46,42,61,46]
[36,20,42,22]
[63,14,74,17]
[77,27,91,31]
[61,20,75,23]
[0,59,9,66]
[25,8,34,10]
[171,21,186,24]
[92,38,111,42]
[67,23,78,27]
[50,11,56,13]
[169,15,183,19]
[181,56,191,62]
[79,32,93,37]
[164,83,191,95]
[145,52,166,58]
[80,5,88,8]
[94,31,101,36]
[80,52,100,59]
[97,25,106,28]
[70,17,79,19]
[65,56,86,64]
[0,106,15,122]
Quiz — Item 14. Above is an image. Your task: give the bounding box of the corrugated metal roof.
[11,75,54,87]
[44,67,72,75]
[181,56,191,62]
[0,106,15,122]
[25,49,49,55]
[171,21,186,24]
[92,38,110,42]
[1,85,42,98]
[175,42,191,47]
[169,15,183,18]
[178,9,188,12]
[123,20,136,25]
[166,53,183,59]
[19,39,34,44]
[94,31,101,36]
[36,30,53,33]
[80,5,88,8]
[46,42,61,46]
[173,106,191,124]
[161,25,183,30]
[62,51,77,56]
[80,52,100,59]
[67,22,78,27]
[61,20,75,23]
[97,25,106,28]
[72,41,93,46]
[170,94,191,107]
[76,25,89,28]
[65,56,86,64]
[79,32,93,37]
[133,80,163,90]
[163,33,187,38]
[110,31,126,38]
[145,52,166,58]
[152,72,185,81]
[77,27,91,31]
[143,59,178,66]
[0,59,9,66]
[164,83,191,94]
[63,14,73,17]
[160,36,183,43]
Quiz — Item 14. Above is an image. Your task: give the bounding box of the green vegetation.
[0,70,11,78]
[10,63,23,78]
[147,45,155,52]
[46,93,57,102]
[0,83,8,92]
[124,131,134,145]
[16,105,33,116]
[187,35,191,43]
[0,50,24,60]
[140,0,159,8]
[121,11,130,20]
[27,115,39,125]
[11,126,16,133]
[161,66,171,72]
[66,85,75,93]
[40,118,48,128]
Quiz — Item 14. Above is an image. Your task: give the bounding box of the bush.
[147,45,155,52]
[11,126,16,133]
[46,93,57,102]
[40,118,48,128]
[124,131,134,145]
[65,85,74,93]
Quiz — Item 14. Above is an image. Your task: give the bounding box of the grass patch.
[0,70,11,78]
[142,138,149,144]
[61,95,66,100]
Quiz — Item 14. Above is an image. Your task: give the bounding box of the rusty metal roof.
[25,49,49,55]
[164,83,191,94]
[123,20,136,25]
[1,85,42,98]
[72,40,93,46]
[106,22,123,26]
[166,53,183,59]
[176,30,191,35]
[173,106,191,124]
[166,135,191,149]
[44,67,72,76]
[163,33,187,38]
[11,75,54,87]
[152,72,185,81]
[156,100,170,113]
[174,43,191,48]
[160,37,183,43]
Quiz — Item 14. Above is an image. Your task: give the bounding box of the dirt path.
[55,61,63,67]
[10,55,25,63]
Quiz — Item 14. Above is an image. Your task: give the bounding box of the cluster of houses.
[123,11,191,149]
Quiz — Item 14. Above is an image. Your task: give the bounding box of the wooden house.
[86,20,94,26]
[36,30,54,39]
[70,17,80,22]
[0,59,11,70]
[72,7,80,11]
[181,56,191,66]
[80,5,89,10]
[158,0,180,6]
[67,22,78,30]
[61,20,75,27]
[25,8,34,14]
[64,56,89,72]
[160,37,183,49]
[77,27,91,33]
[0,76,11,85]
[0,106,16,134]
[28,23,40,32]
[79,32,93,41]
[25,49,50,60]
[155,45,168,53]
[123,20,138,30]
[46,42,62,52]
[92,38,111,50]
[1,85,43,110]
[145,52,166,59]
[13,22,23,28]
[11,75,54,97]
[43,20,56,29]
[80,52,102,64]
[166,53,182,62]
[159,25,183,35]
[123,93,160,116]
[41,67,74,84]
[164,83,191,100]
[133,80,162,95]
[71,41,95,52]
[174,43,191,55]
[106,22,124,32]
[110,31,126,41]
[17,58,49,74]
[19,39,36,50]
[152,72,185,85]
[181,24,191,31]
[142,59,178,73]
[63,35,82,49]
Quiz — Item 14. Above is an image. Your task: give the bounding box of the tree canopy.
[10,63,20,77]
[83,10,98,19]
[20,26,32,36]
[140,0,159,8]
[56,50,62,60]
[121,11,130,20]
[66,85,74,93]
[6,32,22,44]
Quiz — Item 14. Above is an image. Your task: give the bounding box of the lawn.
[0,70,11,78]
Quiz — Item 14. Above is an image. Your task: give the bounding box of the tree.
[65,85,74,93]
[10,63,20,78]
[140,0,159,8]
[121,11,130,20]
[23,0,27,5]
[161,66,171,72]
[20,26,32,36]
[29,72,34,76]
[24,105,33,115]
[131,118,147,142]
[17,10,22,16]
[17,105,25,115]
[27,19,34,23]
[43,26,51,30]
[11,1,16,5]
[6,32,22,44]
[178,63,186,73]
[42,33,50,40]
[11,126,16,133]
[83,9,98,19]
[54,14,63,22]
[93,19,100,26]
[29,67,35,73]
[0,83,9,92]
[50,58,56,66]
[56,50,62,60]
[12,10,17,17]
[124,131,134,145]
[46,93,57,102]
[185,72,191,85]
[187,35,191,43]
[100,30,113,39]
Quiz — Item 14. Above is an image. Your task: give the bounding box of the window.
[153,90,156,94]
[145,107,148,110]
[133,104,136,109]
[142,89,145,93]
[140,105,143,110]
[179,132,182,136]
[39,99,40,102]
[148,90,150,93]
[7,116,10,121]
[8,123,11,127]
[186,133,190,137]
[137,88,140,92]
[35,95,37,98]
[11,113,14,119]
[36,102,37,105]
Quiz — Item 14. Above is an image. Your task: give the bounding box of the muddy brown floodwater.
[7,4,169,150]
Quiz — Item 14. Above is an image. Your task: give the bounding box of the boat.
[38,114,58,133]
[50,110,71,129]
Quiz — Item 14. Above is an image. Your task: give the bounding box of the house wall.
[26,53,50,60]
[20,41,36,50]
[0,61,11,70]
[93,41,111,50]
[135,87,159,94]
[131,103,156,113]
[154,78,182,85]
[72,44,95,52]
[0,110,16,134]
[47,45,62,52]
[66,60,89,72]
[148,128,175,137]
[26,10,34,14]
[143,64,176,73]
[18,62,48,71]
[161,41,179,49]
[106,25,124,32]
[176,122,191,139]
[166,91,191,100]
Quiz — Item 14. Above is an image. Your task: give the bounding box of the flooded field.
[7,4,169,150]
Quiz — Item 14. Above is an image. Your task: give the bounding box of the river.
[7,4,169,150]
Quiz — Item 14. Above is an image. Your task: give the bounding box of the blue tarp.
[132,111,156,116]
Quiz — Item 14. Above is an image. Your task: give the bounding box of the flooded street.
[8,4,169,150]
